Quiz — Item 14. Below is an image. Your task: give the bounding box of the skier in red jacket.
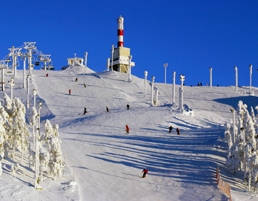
[142,168,148,178]
[125,125,130,134]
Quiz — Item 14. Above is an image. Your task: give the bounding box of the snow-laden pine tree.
[12,98,30,158]
[2,94,14,158]
[226,100,258,190]
[42,120,63,179]
[237,128,246,170]
[226,144,241,173]
[1,94,30,160]
[243,106,256,150]
[225,120,241,171]
[251,107,256,125]
[3,93,12,115]
[0,101,9,125]
[245,142,256,184]
[32,119,64,180]
[38,145,49,182]
[224,123,233,148]
[0,116,6,161]
[237,100,246,122]
[0,101,9,159]
[28,107,38,169]
[248,151,258,190]
[251,106,258,142]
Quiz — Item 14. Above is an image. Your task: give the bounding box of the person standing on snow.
[84,107,87,115]
[106,106,109,112]
[125,125,130,134]
[176,128,180,135]
[127,104,130,110]
[169,126,173,133]
[142,168,148,178]
[68,89,71,95]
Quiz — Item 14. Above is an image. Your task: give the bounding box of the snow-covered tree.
[3,93,12,115]
[0,94,30,160]
[243,107,256,150]
[251,107,256,125]
[0,92,64,185]
[226,144,241,172]
[224,123,233,148]
[31,119,64,181]
[226,100,258,189]
[43,120,63,179]
[12,98,30,153]
[38,145,49,183]
[237,101,246,124]
[248,152,258,190]
[0,116,6,161]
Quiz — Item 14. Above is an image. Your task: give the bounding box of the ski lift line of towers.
[210,64,253,93]
[0,76,63,189]
[147,64,254,112]
[0,42,53,91]
[0,43,59,190]
[144,69,184,111]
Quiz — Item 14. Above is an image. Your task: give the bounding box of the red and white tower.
[117,16,124,47]
[108,16,135,73]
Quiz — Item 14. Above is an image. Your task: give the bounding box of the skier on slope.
[125,125,130,134]
[142,168,148,178]
[176,128,180,135]
[84,107,87,115]
[169,126,173,133]
[68,89,71,95]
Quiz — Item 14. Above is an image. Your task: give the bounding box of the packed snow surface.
[0,66,257,201]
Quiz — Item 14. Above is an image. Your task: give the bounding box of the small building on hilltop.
[62,54,84,70]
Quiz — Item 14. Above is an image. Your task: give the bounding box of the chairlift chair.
[35,61,40,66]
[5,57,11,62]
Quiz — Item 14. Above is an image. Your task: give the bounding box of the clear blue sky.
[1,0,257,86]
